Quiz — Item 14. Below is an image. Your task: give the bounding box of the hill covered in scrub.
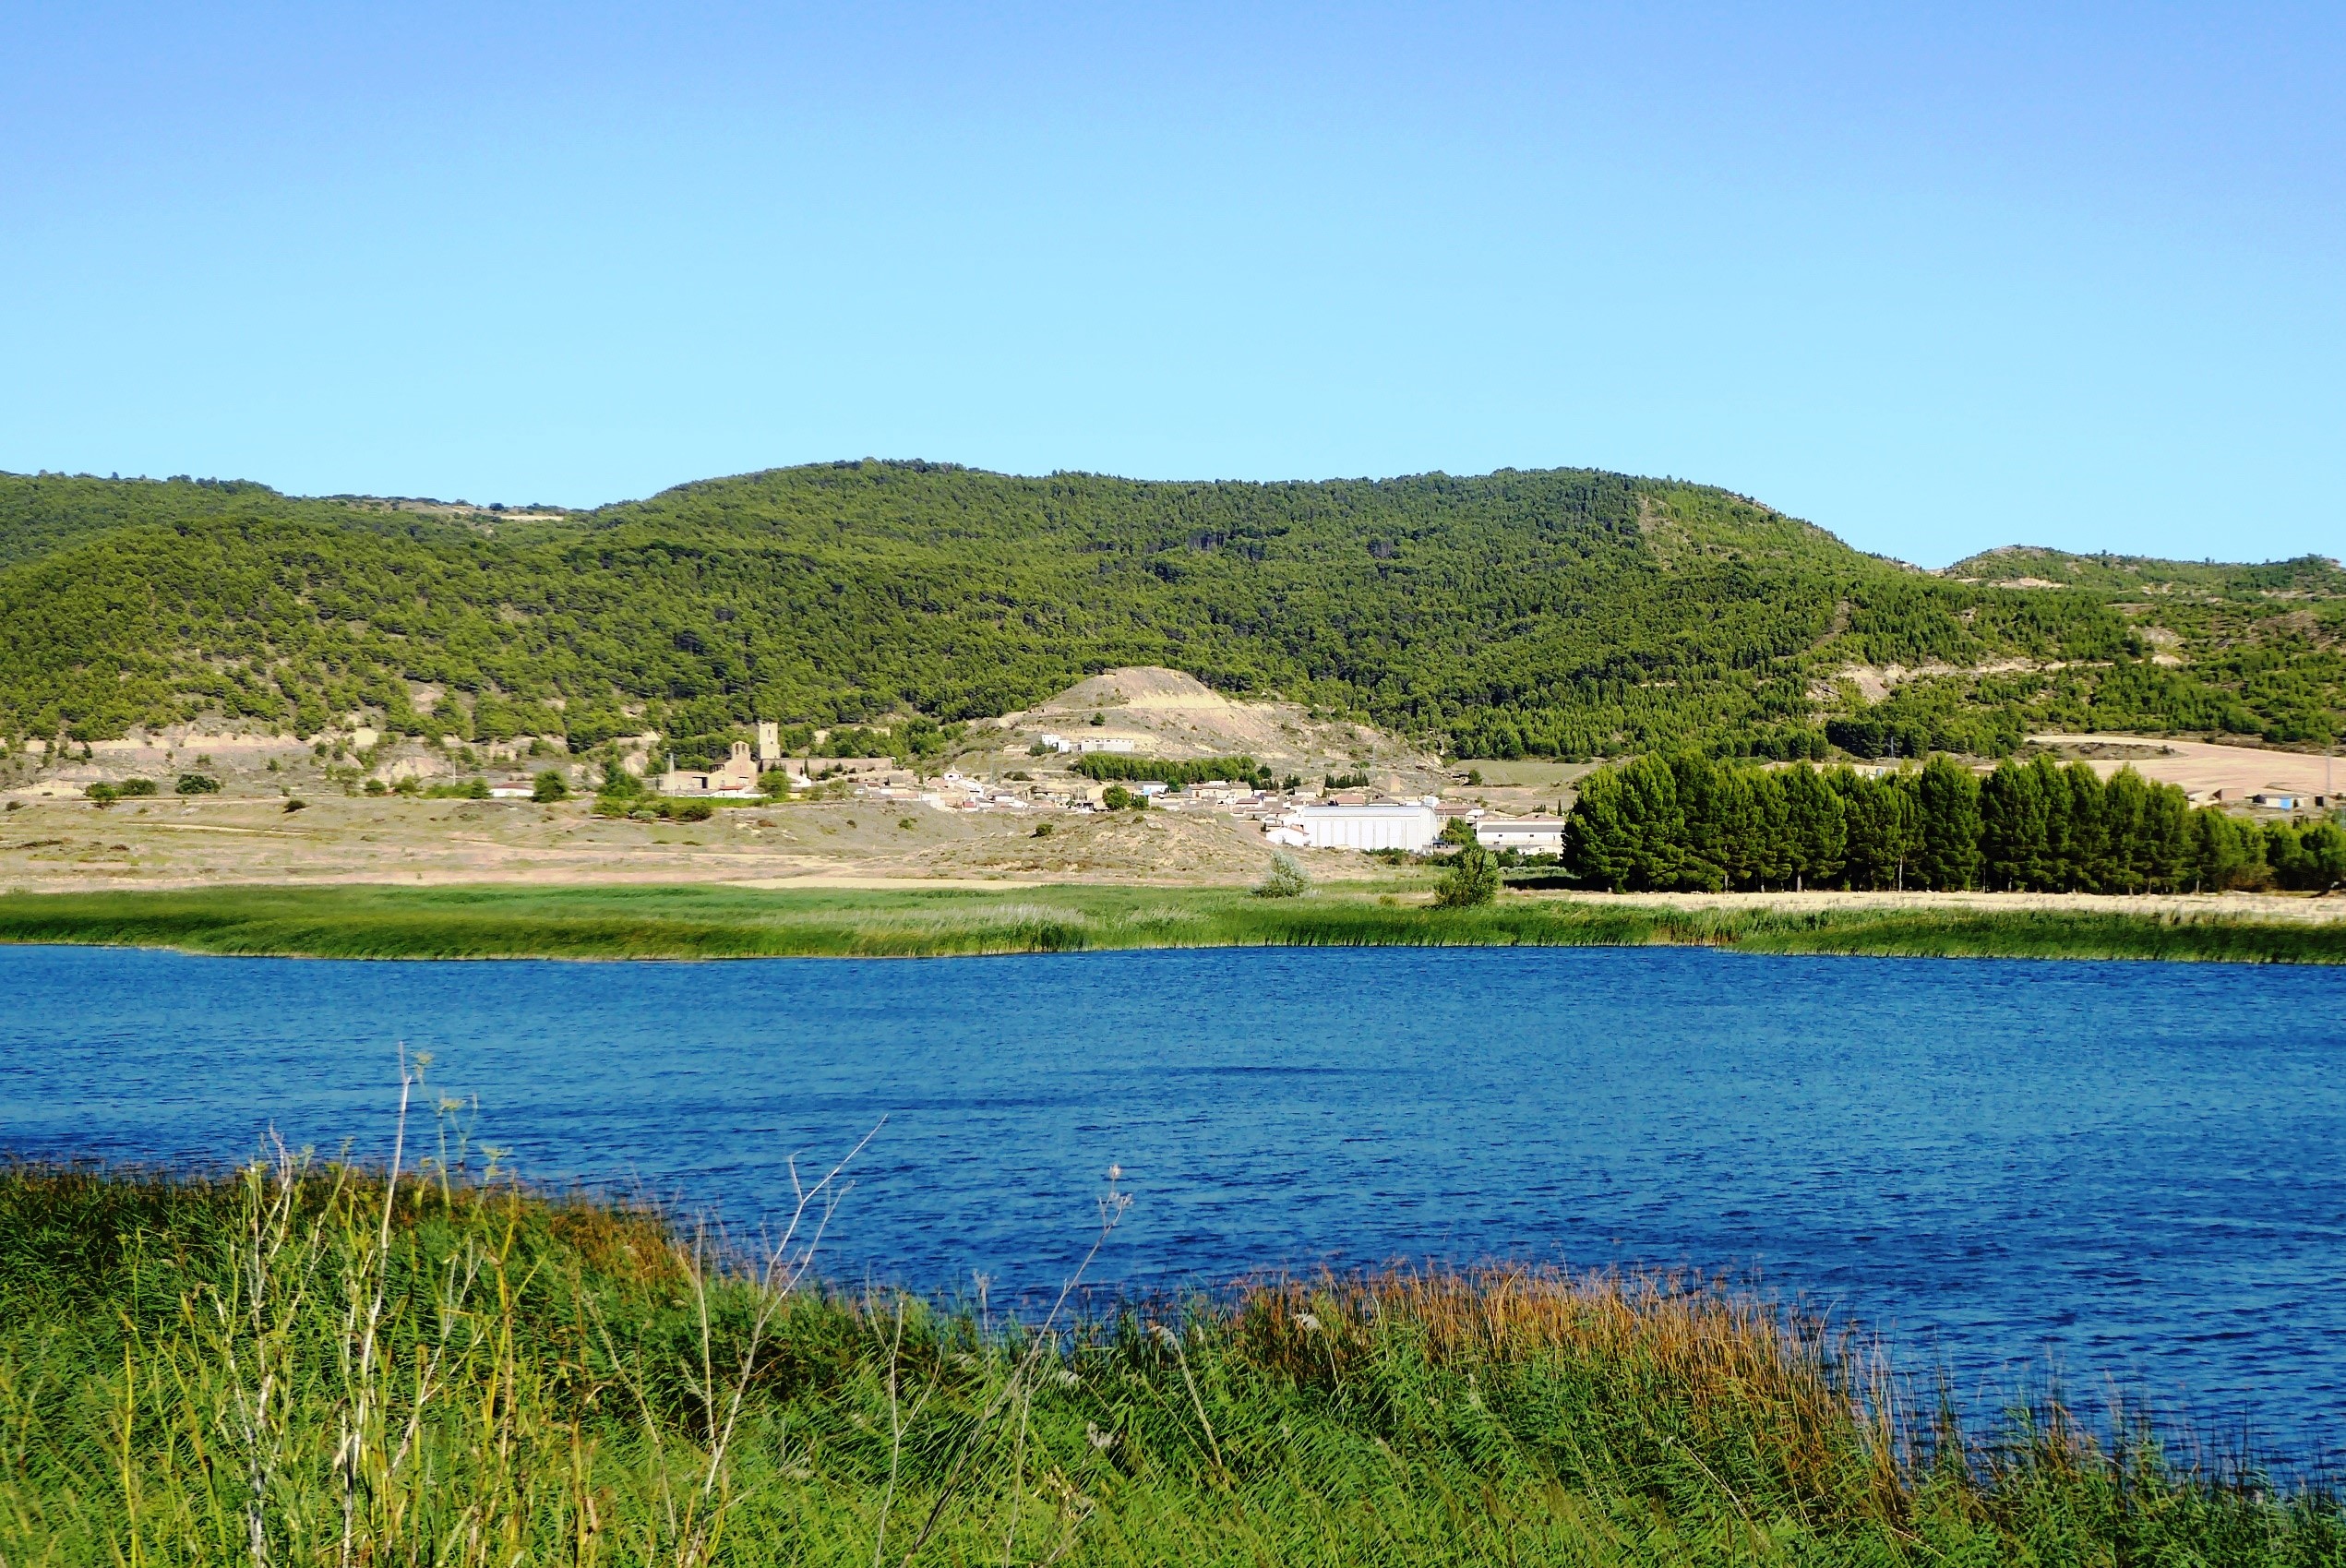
[0,462,2337,763]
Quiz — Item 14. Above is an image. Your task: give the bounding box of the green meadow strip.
[0,883,2340,963]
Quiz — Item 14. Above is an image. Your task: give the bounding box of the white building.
[1034,731,1135,754]
[1290,802,1441,851]
[1474,818,1569,855]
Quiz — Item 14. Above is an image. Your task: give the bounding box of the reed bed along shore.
[3,1150,2339,1567]
[0,881,2343,964]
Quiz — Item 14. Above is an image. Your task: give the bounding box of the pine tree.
[1981,759,2050,892]
[2188,808,2260,892]
[2268,820,2346,891]
[2020,755,2066,888]
[1668,752,1734,892]
[2300,821,2346,890]
[2137,777,2192,892]
[1746,769,1795,891]
[2056,763,2107,892]
[1831,767,1920,891]
[1778,763,1846,891]
[2265,821,2308,889]
[2101,768,2152,892]
[1617,753,1687,890]
[1913,756,1982,891]
[1563,767,1644,892]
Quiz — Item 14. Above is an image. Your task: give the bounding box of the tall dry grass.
[0,1116,2337,1563]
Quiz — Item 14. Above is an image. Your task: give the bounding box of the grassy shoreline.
[5,1159,2336,1565]
[0,880,2342,963]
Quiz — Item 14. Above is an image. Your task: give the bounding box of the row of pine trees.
[1563,752,2346,894]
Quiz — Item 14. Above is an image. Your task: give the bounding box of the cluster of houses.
[2222,787,2335,811]
[649,720,1569,854]
[655,725,916,798]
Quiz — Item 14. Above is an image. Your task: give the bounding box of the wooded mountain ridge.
[0,462,2336,764]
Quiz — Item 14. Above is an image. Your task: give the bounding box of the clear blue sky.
[4,3,2340,566]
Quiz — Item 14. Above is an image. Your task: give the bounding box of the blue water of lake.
[3,941,2340,1463]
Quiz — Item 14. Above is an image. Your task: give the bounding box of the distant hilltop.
[1941,544,2346,598]
[0,461,2337,768]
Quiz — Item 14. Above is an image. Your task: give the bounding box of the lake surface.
[3,942,2341,1463]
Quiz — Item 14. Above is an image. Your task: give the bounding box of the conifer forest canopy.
[0,461,2339,763]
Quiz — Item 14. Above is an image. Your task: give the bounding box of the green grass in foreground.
[4,1157,2336,1566]
[0,880,2342,963]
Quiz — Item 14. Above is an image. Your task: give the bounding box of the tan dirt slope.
[0,793,1323,893]
[986,667,1446,795]
[2029,735,2341,802]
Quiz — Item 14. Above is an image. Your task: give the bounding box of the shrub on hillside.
[1251,852,1310,899]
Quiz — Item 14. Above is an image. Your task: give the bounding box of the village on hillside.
[4,669,2340,879]
[643,668,1578,856]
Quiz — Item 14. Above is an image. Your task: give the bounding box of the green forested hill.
[0,462,2336,761]
[0,474,347,569]
[0,473,564,569]
[1929,543,2346,747]
[1944,544,2346,600]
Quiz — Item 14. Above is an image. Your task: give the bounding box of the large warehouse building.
[1286,802,1442,852]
